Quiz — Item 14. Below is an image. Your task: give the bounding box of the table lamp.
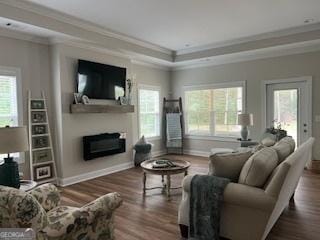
[0,126,29,188]
[238,113,253,141]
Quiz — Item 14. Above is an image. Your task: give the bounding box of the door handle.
[304,129,308,133]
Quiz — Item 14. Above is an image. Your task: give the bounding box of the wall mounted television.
[77,59,126,100]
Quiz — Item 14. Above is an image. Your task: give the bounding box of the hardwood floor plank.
[60,155,320,240]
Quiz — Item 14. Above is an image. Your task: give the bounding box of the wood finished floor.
[60,155,320,240]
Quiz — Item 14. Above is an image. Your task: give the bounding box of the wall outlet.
[315,115,320,122]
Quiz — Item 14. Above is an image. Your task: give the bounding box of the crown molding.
[1,0,172,55]
[131,59,171,71]
[52,38,172,71]
[176,22,320,55]
[175,29,320,62]
[173,40,320,71]
[0,26,49,44]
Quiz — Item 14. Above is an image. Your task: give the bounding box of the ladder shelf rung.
[36,177,56,185]
[30,109,47,111]
[32,134,49,137]
[31,123,48,126]
[33,161,54,167]
[32,147,51,151]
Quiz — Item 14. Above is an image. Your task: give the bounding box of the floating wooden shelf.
[70,104,134,114]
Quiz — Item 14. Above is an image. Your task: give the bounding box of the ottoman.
[134,143,153,166]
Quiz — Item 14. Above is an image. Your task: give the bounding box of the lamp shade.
[0,126,29,154]
[238,113,253,126]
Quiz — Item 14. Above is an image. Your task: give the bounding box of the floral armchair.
[0,183,122,240]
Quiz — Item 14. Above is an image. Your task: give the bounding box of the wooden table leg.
[184,170,188,176]
[166,174,171,200]
[161,175,165,192]
[143,172,146,195]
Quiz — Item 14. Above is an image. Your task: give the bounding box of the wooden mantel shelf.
[70,104,134,114]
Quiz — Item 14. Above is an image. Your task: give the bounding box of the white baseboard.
[152,150,166,157]
[183,149,210,157]
[58,161,134,187]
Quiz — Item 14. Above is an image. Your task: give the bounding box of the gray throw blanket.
[189,175,230,240]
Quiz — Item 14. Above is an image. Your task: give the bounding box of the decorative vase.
[0,157,20,189]
[241,126,249,141]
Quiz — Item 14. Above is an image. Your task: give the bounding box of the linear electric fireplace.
[83,132,126,160]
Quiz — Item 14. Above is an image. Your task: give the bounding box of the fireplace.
[83,132,126,160]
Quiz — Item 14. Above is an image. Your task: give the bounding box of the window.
[184,82,245,138]
[0,68,22,162]
[138,85,160,138]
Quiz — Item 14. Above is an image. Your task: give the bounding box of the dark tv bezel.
[76,59,126,100]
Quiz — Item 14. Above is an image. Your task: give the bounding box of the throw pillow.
[272,137,295,163]
[209,151,253,182]
[135,135,147,145]
[238,147,278,187]
[261,137,276,147]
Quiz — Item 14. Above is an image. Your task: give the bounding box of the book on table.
[152,160,176,168]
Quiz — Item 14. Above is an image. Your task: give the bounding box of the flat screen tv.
[77,59,126,100]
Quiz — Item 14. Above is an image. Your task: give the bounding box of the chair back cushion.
[238,148,278,187]
[272,137,295,163]
[0,186,47,231]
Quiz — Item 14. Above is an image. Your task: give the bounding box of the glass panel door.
[266,81,310,146]
[273,89,298,144]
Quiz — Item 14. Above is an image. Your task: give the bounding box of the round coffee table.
[141,159,190,199]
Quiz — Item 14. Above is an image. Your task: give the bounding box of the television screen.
[77,60,126,100]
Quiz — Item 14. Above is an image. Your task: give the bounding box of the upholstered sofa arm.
[29,183,61,212]
[224,183,276,212]
[182,175,194,193]
[44,192,122,239]
[80,192,122,220]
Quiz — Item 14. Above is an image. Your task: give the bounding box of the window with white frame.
[0,69,21,161]
[184,82,245,137]
[138,85,160,138]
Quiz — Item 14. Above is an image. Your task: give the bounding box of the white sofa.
[178,137,314,240]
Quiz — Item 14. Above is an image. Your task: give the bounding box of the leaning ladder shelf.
[28,91,58,185]
[163,97,184,154]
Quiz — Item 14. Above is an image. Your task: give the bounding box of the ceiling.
[26,0,320,51]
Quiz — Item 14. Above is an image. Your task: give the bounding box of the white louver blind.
[0,74,19,161]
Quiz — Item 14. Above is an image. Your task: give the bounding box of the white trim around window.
[183,81,246,140]
[137,84,161,140]
[0,66,24,163]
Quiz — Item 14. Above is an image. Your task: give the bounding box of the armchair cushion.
[0,186,47,231]
[209,151,252,182]
[29,183,61,212]
[239,148,278,187]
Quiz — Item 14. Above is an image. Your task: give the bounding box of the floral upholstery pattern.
[29,183,61,212]
[0,184,122,240]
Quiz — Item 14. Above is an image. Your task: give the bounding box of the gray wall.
[171,51,320,160]
[132,64,171,153]
[52,44,171,180]
[0,35,51,177]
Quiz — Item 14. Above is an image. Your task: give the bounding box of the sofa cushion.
[272,137,295,163]
[209,151,253,182]
[279,137,295,151]
[261,137,276,147]
[238,148,278,187]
